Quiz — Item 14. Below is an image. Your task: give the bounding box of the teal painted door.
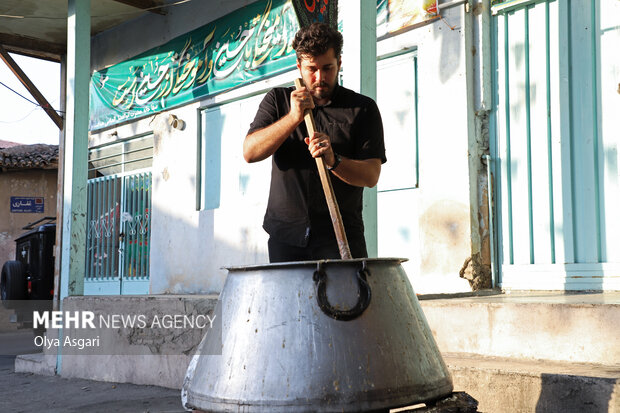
[84,172,152,295]
[84,134,153,295]
[493,0,620,290]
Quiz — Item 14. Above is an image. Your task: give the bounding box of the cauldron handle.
[313,261,371,321]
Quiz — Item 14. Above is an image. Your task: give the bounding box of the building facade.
[71,0,620,297]
[4,0,615,396]
[83,0,478,298]
[0,144,58,265]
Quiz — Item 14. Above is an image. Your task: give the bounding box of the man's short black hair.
[292,22,343,60]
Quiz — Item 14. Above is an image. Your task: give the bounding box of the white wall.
[150,72,300,294]
[376,4,473,294]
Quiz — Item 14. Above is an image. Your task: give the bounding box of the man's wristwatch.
[327,153,342,171]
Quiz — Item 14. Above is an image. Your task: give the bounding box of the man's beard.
[311,81,333,100]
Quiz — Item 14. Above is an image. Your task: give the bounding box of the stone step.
[0,307,18,332]
[14,352,56,376]
[18,351,619,413]
[419,291,620,365]
[444,353,620,413]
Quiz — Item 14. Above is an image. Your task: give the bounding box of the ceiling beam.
[0,33,64,61]
[111,0,168,15]
[0,44,64,131]
[1,46,62,63]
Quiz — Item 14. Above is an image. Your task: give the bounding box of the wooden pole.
[294,78,352,260]
[0,44,63,130]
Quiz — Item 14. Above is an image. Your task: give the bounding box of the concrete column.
[340,0,378,257]
[60,0,91,298]
[463,0,493,289]
[53,55,67,309]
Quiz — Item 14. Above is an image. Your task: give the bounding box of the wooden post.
[0,44,63,130]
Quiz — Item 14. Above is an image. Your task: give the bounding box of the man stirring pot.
[244,23,386,262]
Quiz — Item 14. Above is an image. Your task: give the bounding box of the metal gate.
[85,172,152,295]
[492,0,620,290]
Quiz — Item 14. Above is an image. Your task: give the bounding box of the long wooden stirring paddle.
[294,78,352,259]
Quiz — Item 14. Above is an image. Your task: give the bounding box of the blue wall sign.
[10,197,44,213]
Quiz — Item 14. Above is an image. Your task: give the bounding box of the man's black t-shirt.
[247,84,386,256]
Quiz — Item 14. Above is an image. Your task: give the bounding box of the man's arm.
[243,88,314,163]
[243,112,299,163]
[330,157,381,188]
[305,133,381,188]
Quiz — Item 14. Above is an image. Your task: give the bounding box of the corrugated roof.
[0,139,21,149]
[0,144,59,170]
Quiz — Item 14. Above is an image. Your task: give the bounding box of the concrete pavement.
[0,330,185,413]
[4,291,620,412]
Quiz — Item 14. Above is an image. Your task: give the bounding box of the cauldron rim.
[224,257,408,272]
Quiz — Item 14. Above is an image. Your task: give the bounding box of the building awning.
[0,0,168,61]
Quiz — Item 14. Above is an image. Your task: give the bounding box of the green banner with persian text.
[90,0,299,130]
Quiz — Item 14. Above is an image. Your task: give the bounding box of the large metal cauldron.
[183,258,453,412]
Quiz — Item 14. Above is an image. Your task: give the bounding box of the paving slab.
[1,330,185,413]
[445,353,620,413]
[1,365,185,413]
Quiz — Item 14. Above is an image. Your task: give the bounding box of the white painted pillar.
[340,0,378,257]
[60,0,91,298]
